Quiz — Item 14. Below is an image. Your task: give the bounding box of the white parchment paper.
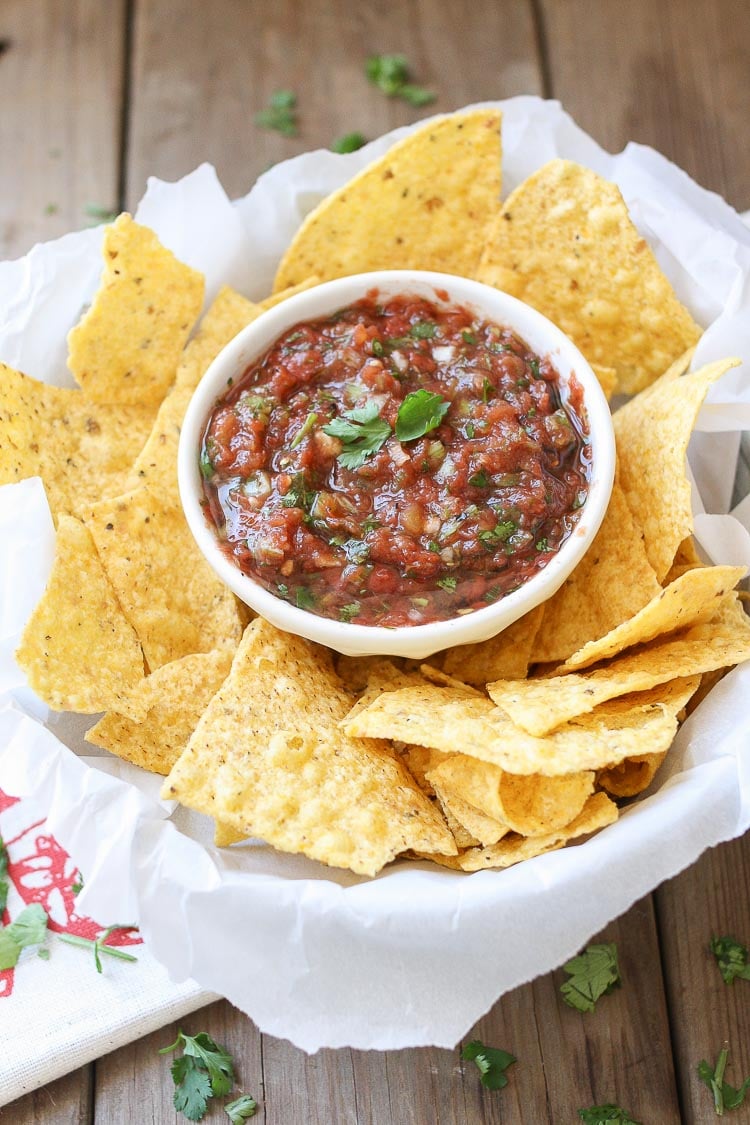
[1,97,749,1052]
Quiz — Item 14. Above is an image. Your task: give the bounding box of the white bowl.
[178,271,615,659]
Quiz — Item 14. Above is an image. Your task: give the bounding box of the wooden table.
[1,2,749,1121]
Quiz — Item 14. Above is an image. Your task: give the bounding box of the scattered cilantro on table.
[322,401,391,469]
[395,389,449,441]
[578,1105,641,1124]
[331,131,367,153]
[255,90,298,137]
[461,1039,516,1091]
[710,935,750,984]
[560,942,621,1013]
[698,1044,750,1115]
[85,203,118,223]
[161,1030,258,1122]
[224,1093,258,1121]
[58,922,139,972]
[365,54,436,106]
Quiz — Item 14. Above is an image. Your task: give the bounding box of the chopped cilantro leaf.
[462,1039,516,1091]
[372,339,385,357]
[255,90,298,137]
[395,390,449,442]
[437,576,457,592]
[44,202,59,216]
[224,1093,258,1122]
[290,411,318,449]
[469,470,491,489]
[578,1106,641,1124]
[71,873,84,896]
[331,132,367,154]
[462,330,478,345]
[710,936,750,984]
[322,401,391,470]
[465,422,475,438]
[561,942,620,1013]
[199,447,214,480]
[280,473,316,512]
[85,203,118,223]
[479,521,516,545]
[529,358,540,378]
[365,54,435,106]
[339,603,361,622]
[535,537,549,552]
[410,320,437,339]
[361,515,380,533]
[296,587,316,611]
[276,583,289,598]
[160,1030,236,1121]
[482,376,493,403]
[698,1044,750,1115]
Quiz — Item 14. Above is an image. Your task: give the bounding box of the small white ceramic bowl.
[179,271,615,659]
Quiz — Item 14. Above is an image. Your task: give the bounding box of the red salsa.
[200,293,591,627]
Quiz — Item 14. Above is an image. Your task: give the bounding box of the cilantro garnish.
[560,942,620,1013]
[0,903,48,970]
[437,576,457,592]
[280,473,316,512]
[535,537,549,552]
[224,1094,258,1122]
[481,376,493,403]
[462,330,478,345]
[698,1044,750,1115]
[339,602,361,622]
[296,587,316,611]
[529,358,541,378]
[290,411,318,449]
[465,422,475,438]
[461,1039,516,1091]
[710,936,750,984]
[410,320,437,339]
[199,447,215,480]
[255,90,298,137]
[160,1030,235,1121]
[58,923,138,973]
[469,469,491,489]
[331,132,367,154]
[365,55,436,106]
[578,1106,641,1124]
[479,521,516,545]
[395,390,449,442]
[322,402,391,470]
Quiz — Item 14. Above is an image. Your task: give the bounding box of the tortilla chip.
[476,159,702,394]
[614,358,739,580]
[162,619,456,876]
[421,792,619,871]
[438,801,482,849]
[257,278,320,310]
[126,286,261,498]
[431,784,509,847]
[68,214,204,405]
[597,752,666,798]
[490,603,750,735]
[273,110,502,291]
[564,565,746,671]
[0,362,156,519]
[16,515,145,717]
[442,605,545,687]
[591,365,618,401]
[428,756,594,836]
[342,676,699,775]
[397,742,450,794]
[85,483,243,671]
[214,821,248,847]
[85,649,234,774]
[531,482,661,664]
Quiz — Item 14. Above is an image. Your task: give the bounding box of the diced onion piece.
[391,350,407,373]
[432,345,455,363]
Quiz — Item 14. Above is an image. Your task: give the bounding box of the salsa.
[200,293,591,627]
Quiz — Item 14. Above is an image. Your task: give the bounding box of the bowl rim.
[178,269,616,659]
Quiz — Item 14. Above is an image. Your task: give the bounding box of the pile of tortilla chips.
[4,111,750,878]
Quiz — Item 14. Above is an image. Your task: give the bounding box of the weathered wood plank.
[0,0,127,260]
[125,0,542,208]
[91,999,261,1123]
[656,835,750,1124]
[0,1067,92,1125]
[539,0,750,210]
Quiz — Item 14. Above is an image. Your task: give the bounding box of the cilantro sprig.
[331,132,367,154]
[0,903,48,970]
[560,942,621,1013]
[710,936,750,984]
[395,389,449,442]
[366,54,436,106]
[160,1030,236,1121]
[0,835,8,914]
[322,401,391,470]
[578,1106,641,1124]
[57,923,139,972]
[255,90,298,137]
[462,1039,516,1091]
[698,1044,750,1115]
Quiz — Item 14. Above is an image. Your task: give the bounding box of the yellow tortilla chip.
[16,515,145,717]
[85,483,243,671]
[437,801,482,849]
[0,362,156,519]
[476,159,702,394]
[531,482,661,664]
[564,565,746,671]
[614,358,739,580]
[68,213,204,405]
[162,619,456,876]
[85,649,234,774]
[597,752,666,798]
[420,792,619,871]
[342,677,699,775]
[397,742,450,795]
[273,110,502,291]
[214,821,248,847]
[428,756,594,836]
[442,605,545,687]
[430,784,509,847]
[257,278,320,310]
[126,286,262,499]
[591,365,618,401]
[490,603,750,735]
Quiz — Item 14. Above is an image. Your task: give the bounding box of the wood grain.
[0,1068,92,1125]
[0,0,127,260]
[539,0,750,210]
[124,0,541,208]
